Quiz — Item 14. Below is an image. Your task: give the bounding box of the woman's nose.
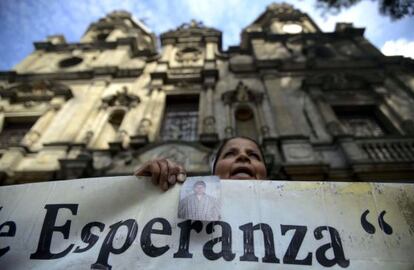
[235,153,250,163]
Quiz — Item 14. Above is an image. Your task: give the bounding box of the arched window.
[235,106,258,140]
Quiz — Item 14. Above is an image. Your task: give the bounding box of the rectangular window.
[334,106,393,137]
[160,95,199,141]
[0,117,36,148]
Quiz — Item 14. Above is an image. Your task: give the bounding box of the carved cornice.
[0,80,73,103]
[34,37,157,57]
[0,67,143,82]
[302,72,384,91]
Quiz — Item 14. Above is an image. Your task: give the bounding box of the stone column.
[148,89,166,141]
[131,88,161,146]
[161,41,174,62]
[21,107,57,148]
[200,85,218,145]
[0,148,25,185]
[203,86,216,133]
[85,108,110,147]
[309,88,345,136]
[263,76,299,136]
[255,103,271,138]
[43,80,107,143]
[224,103,234,138]
[205,38,217,60]
[377,84,414,135]
[0,106,5,132]
[302,94,332,142]
[258,98,279,138]
[115,101,143,148]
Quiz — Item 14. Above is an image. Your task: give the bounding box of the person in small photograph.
[178,180,220,221]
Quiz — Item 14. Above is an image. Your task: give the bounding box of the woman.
[134,137,267,190]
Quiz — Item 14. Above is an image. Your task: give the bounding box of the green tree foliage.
[315,0,414,20]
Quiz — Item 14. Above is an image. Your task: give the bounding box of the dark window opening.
[304,45,335,59]
[109,110,126,131]
[59,57,83,68]
[161,95,199,141]
[334,106,396,137]
[314,45,335,58]
[96,32,110,41]
[0,118,37,148]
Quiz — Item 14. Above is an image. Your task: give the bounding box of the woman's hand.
[134,159,187,191]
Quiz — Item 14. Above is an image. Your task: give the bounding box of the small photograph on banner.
[178,176,221,221]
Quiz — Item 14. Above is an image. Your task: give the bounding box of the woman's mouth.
[230,167,255,179]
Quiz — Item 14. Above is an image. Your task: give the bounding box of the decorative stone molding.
[224,126,234,138]
[175,46,202,63]
[160,19,222,47]
[202,116,216,134]
[0,80,73,103]
[302,72,380,91]
[222,81,264,105]
[101,87,140,108]
[137,118,152,135]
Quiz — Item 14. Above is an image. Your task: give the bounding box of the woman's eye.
[249,153,261,160]
[223,152,235,158]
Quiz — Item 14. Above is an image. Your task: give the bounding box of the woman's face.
[214,138,267,180]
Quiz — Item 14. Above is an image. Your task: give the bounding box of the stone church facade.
[1,3,414,185]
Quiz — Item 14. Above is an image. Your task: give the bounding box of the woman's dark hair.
[211,136,266,174]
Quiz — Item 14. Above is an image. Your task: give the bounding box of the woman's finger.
[165,160,178,183]
[176,164,187,182]
[150,161,161,186]
[168,174,176,185]
[158,159,169,191]
[166,160,186,183]
[134,161,151,176]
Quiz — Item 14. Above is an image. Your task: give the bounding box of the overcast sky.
[0,0,413,70]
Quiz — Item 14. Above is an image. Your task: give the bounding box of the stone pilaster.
[309,88,346,136]
[200,85,218,146]
[131,88,163,146]
[263,76,300,136]
[21,107,57,148]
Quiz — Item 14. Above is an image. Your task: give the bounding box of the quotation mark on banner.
[360,210,393,235]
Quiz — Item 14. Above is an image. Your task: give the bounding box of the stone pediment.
[162,20,221,38]
[1,80,73,103]
[160,20,222,47]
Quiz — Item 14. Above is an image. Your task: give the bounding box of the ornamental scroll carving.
[101,87,140,109]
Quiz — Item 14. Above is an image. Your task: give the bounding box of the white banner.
[0,176,413,270]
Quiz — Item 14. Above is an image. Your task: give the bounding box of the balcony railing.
[357,137,414,162]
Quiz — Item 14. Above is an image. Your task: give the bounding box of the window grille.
[161,95,199,141]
